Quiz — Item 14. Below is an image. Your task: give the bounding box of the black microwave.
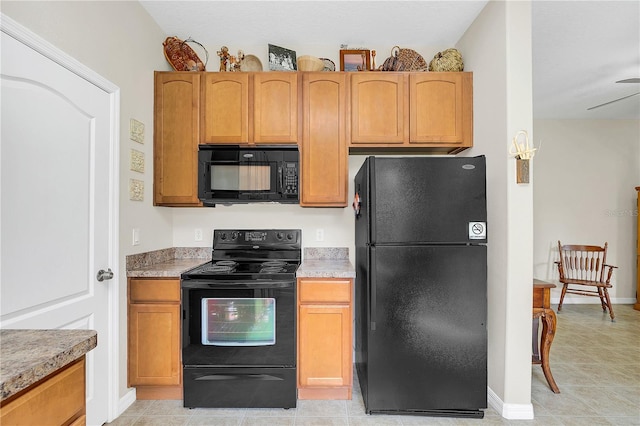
[198,145,299,206]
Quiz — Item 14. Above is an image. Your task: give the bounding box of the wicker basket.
[163,36,208,71]
[428,48,464,72]
[381,46,428,72]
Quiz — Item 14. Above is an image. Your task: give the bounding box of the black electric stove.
[181,229,301,283]
[180,229,301,409]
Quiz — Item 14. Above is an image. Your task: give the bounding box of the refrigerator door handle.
[370,250,376,331]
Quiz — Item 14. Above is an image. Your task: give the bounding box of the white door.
[0,20,118,426]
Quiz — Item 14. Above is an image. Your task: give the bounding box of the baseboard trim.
[551,297,636,305]
[115,388,136,420]
[487,387,534,420]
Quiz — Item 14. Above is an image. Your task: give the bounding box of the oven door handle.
[181,279,294,289]
[195,373,285,381]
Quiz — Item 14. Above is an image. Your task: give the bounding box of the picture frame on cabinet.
[268,44,297,71]
[340,49,370,71]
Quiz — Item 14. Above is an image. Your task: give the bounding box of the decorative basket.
[381,46,428,72]
[297,55,325,72]
[163,36,208,71]
[428,48,464,72]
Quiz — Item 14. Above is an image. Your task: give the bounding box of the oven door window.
[202,298,275,346]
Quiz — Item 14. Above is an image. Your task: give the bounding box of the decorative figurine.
[217,46,230,72]
[229,50,245,72]
[371,50,376,70]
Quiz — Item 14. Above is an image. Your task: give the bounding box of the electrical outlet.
[194,228,203,241]
[132,228,140,246]
[316,229,325,242]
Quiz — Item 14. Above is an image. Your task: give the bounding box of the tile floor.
[108,304,639,425]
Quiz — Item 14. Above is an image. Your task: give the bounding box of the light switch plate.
[130,118,144,144]
[132,228,140,246]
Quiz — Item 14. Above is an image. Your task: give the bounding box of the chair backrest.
[557,241,608,283]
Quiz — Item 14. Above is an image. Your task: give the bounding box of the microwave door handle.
[278,164,283,194]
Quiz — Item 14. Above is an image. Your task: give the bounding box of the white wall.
[458,0,535,418]
[2,0,172,402]
[533,119,640,302]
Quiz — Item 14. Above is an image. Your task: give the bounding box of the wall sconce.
[509,130,537,184]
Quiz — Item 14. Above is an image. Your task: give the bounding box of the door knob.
[97,268,114,282]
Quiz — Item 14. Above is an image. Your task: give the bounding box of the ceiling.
[140,0,640,120]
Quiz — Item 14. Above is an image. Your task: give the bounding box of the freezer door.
[366,244,487,413]
[370,156,487,244]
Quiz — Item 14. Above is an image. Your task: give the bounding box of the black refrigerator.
[354,156,487,418]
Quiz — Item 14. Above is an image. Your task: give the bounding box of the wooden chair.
[555,241,618,321]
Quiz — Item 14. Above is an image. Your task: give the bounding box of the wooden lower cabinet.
[128,278,182,399]
[297,278,353,399]
[0,357,86,426]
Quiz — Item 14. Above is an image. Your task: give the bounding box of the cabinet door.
[349,73,408,145]
[300,73,347,207]
[128,303,181,386]
[298,304,352,388]
[153,72,201,206]
[253,73,298,144]
[202,73,249,143]
[410,72,473,146]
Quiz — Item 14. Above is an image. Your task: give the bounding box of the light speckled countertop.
[0,329,97,401]
[126,246,355,278]
[297,247,356,278]
[127,247,211,277]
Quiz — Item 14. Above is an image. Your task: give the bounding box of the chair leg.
[558,284,568,312]
[603,288,615,321]
[597,287,607,312]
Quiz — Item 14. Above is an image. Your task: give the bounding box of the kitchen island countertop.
[0,329,97,402]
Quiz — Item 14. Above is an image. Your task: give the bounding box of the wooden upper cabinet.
[202,72,298,144]
[202,73,249,143]
[153,72,201,206]
[348,71,473,153]
[300,73,348,207]
[410,72,473,146]
[349,73,408,145]
[253,73,298,144]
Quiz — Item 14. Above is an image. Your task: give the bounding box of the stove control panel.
[214,229,301,248]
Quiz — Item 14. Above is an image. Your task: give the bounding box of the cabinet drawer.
[130,279,180,303]
[298,279,351,303]
[0,357,85,425]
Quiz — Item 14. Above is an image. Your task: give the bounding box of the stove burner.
[261,261,286,267]
[259,261,288,274]
[260,266,286,273]
[200,260,238,273]
[215,260,238,267]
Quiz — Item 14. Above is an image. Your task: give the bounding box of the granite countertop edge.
[296,264,356,278]
[297,247,356,278]
[0,329,97,402]
[126,247,211,278]
[126,246,356,278]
